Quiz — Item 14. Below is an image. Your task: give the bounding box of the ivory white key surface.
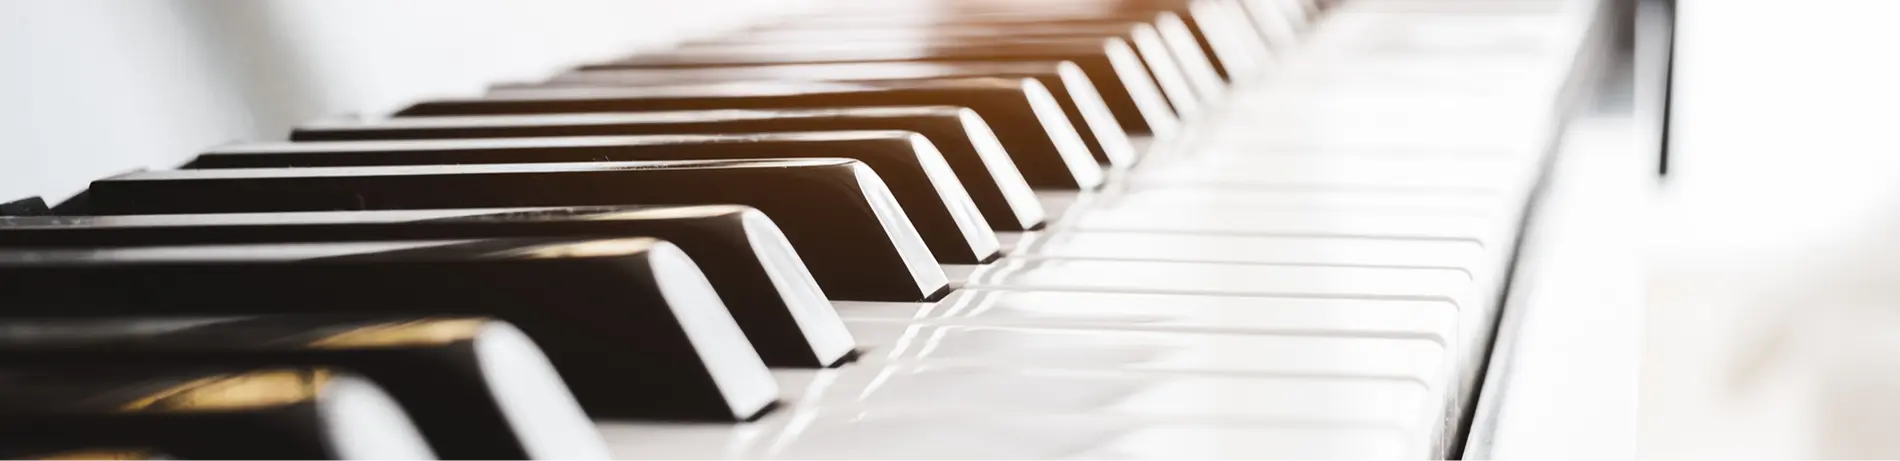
[1126,155,1533,191]
[775,364,1438,421]
[1064,207,1502,243]
[832,290,1459,342]
[1013,230,1488,269]
[962,258,1472,301]
[592,364,1428,424]
[603,411,1419,459]
[1096,185,1507,215]
[1034,191,1091,225]
[1198,105,1559,153]
[1274,57,1566,88]
[840,321,1446,382]
[600,366,1443,458]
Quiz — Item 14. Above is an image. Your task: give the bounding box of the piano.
[0,0,1632,458]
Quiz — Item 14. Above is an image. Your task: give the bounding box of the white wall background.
[1643,0,1900,457]
[0,0,809,204]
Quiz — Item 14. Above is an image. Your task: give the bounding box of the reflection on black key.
[287,108,1047,230]
[202,132,996,264]
[668,25,1200,119]
[796,0,1270,82]
[0,238,780,420]
[83,159,949,302]
[0,367,435,460]
[582,39,1179,141]
[0,206,856,368]
[522,61,1138,166]
[1123,0,1273,81]
[408,79,1104,190]
[0,448,172,460]
[0,316,609,460]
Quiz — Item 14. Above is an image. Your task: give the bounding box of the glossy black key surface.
[0,367,435,460]
[0,449,183,461]
[0,206,856,368]
[205,132,997,264]
[520,61,1139,167]
[0,196,48,216]
[581,38,1178,140]
[83,159,949,302]
[0,316,608,460]
[683,17,1217,117]
[0,238,780,420]
[802,0,1272,82]
[1117,0,1274,81]
[404,79,1104,190]
[286,110,1046,230]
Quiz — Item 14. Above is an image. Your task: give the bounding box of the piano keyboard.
[0,0,1609,458]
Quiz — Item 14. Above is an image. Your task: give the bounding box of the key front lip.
[0,366,438,460]
[0,238,785,421]
[88,159,951,303]
[0,316,610,460]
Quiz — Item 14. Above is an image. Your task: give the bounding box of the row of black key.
[0,0,1329,458]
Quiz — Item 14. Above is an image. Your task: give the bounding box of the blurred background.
[1645,0,1900,458]
[4,0,1900,458]
[0,0,808,204]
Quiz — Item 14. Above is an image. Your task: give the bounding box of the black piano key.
[0,448,173,459]
[1138,9,1234,101]
[287,109,1046,231]
[0,367,436,460]
[405,79,1105,190]
[203,132,997,265]
[82,159,949,302]
[0,238,781,420]
[0,196,49,216]
[581,37,1180,141]
[0,316,610,460]
[1126,0,1274,82]
[0,205,856,368]
[670,21,1209,125]
[518,61,1139,167]
[802,0,1270,82]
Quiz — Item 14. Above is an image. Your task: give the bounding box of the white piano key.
[1064,208,1500,243]
[1271,60,1564,96]
[1314,18,1577,57]
[603,411,1420,460]
[796,365,1434,423]
[1093,186,1507,215]
[1278,55,1561,81]
[833,291,1459,341]
[1013,230,1488,268]
[1036,190,1092,225]
[843,322,1447,382]
[763,413,1417,459]
[1199,112,1556,154]
[598,420,766,459]
[1134,147,1531,178]
[963,258,1473,300]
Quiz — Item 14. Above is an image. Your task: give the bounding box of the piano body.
[0,0,1641,458]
